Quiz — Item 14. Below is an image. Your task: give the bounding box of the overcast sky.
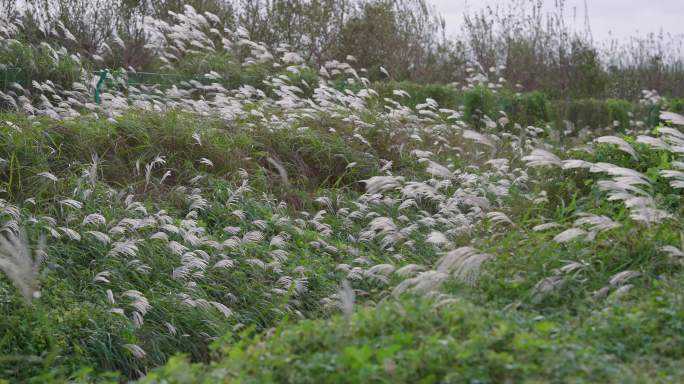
[429,0,684,41]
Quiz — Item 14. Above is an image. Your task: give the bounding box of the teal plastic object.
[94,69,108,105]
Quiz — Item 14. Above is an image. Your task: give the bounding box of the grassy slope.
[136,116,684,383]
[0,110,378,381]
[2,7,684,382]
[0,93,683,383]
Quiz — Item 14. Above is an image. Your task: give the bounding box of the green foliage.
[664,98,684,113]
[566,41,609,99]
[606,99,633,131]
[141,286,684,383]
[562,98,635,131]
[0,41,84,89]
[463,85,496,128]
[164,52,271,90]
[500,91,551,127]
[0,110,376,201]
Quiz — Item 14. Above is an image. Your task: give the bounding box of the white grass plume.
[362,176,404,195]
[553,228,586,243]
[462,129,495,148]
[123,344,146,359]
[266,156,289,185]
[531,276,564,303]
[0,229,45,303]
[436,246,494,285]
[486,211,514,227]
[532,222,562,232]
[338,279,355,319]
[609,270,640,286]
[660,111,684,125]
[392,270,450,296]
[426,231,450,247]
[522,148,561,168]
[573,214,622,234]
[421,159,454,179]
[37,172,59,182]
[595,136,638,160]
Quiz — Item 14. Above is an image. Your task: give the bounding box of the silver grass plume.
[660,111,684,125]
[0,229,46,303]
[436,246,494,285]
[338,279,355,320]
[595,136,638,160]
[522,148,561,168]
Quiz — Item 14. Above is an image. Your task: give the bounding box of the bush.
[140,285,684,383]
[463,85,496,128]
[498,90,551,127]
[561,98,634,131]
[606,98,633,131]
[664,98,684,113]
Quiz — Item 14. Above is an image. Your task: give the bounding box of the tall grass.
[1,4,684,383]
[2,0,683,99]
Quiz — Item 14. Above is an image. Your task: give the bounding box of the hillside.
[1,4,684,383]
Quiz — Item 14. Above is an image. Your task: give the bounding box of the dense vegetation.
[2,0,684,99]
[1,2,684,384]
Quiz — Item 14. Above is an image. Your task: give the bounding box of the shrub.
[664,98,684,113]
[140,287,684,383]
[499,90,551,127]
[606,98,633,131]
[463,85,496,128]
[560,98,634,131]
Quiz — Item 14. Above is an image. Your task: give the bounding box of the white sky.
[429,0,684,41]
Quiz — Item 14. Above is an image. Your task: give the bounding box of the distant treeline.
[1,0,683,100]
